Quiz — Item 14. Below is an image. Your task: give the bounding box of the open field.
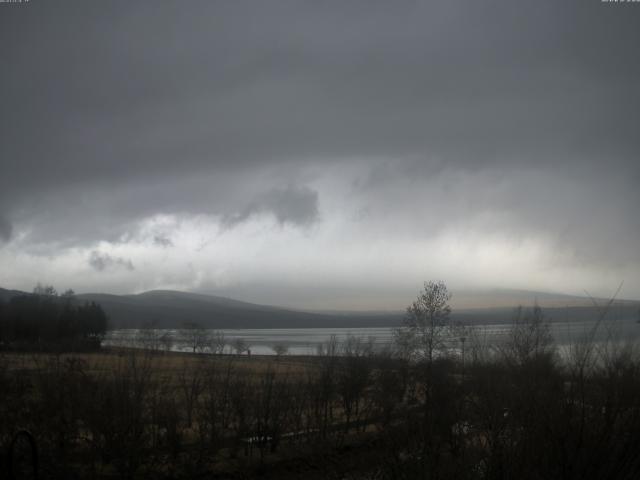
[3,330,640,479]
[1,347,314,378]
[1,347,396,479]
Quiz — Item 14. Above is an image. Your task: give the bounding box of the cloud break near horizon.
[1,0,639,309]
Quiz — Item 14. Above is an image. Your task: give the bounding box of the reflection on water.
[103,318,640,356]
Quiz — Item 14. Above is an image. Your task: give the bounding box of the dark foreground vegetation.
[0,286,108,352]
[1,282,640,479]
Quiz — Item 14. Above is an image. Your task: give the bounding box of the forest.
[0,286,108,352]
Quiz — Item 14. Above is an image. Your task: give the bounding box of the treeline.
[2,325,640,478]
[0,285,108,350]
[130,322,261,355]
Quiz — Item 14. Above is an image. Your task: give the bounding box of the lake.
[103,316,640,356]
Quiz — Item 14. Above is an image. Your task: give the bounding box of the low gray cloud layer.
[88,251,135,273]
[0,216,11,243]
[1,0,639,303]
[153,235,174,248]
[222,186,319,229]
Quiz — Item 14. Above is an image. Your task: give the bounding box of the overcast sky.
[1,0,639,309]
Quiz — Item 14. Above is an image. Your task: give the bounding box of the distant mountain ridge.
[1,287,638,329]
[0,288,26,303]
[80,290,405,329]
[449,288,638,309]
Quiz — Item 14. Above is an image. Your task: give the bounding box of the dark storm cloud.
[0,216,12,243]
[222,186,319,229]
[353,159,640,265]
[153,235,174,248]
[0,0,639,267]
[88,251,135,272]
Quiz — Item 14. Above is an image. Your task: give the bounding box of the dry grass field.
[1,347,313,379]
[3,331,640,479]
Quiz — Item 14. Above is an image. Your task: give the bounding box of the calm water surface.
[104,317,640,356]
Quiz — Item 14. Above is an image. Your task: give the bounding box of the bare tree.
[232,337,248,355]
[137,320,163,352]
[178,359,204,428]
[502,304,553,366]
[159,331,173,352]
[338,335,373,434]
[311,334,339,439]
[33,283,57,296]
[209,330,226,355]
[180,322,209,353]
[272,344,289,358]
[395,280,452,363]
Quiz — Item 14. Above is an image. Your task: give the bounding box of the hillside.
[76,290,403,329]
[1,287,638,329]
[450,288,638,309]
